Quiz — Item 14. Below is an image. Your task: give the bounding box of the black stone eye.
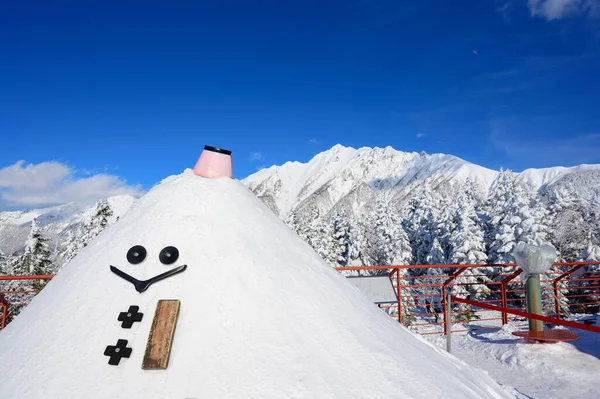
[159,246,179,265]
[127,245,147,264]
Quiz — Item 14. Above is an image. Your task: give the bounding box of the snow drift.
[0,170,509,398]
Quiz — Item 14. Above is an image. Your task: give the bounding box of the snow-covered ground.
[425,320,600,399]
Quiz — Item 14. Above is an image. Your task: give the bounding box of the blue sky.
[1,0,599,208]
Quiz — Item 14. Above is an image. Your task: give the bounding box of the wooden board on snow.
[142,299,181,370]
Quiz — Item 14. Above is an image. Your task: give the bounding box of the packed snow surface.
[427,324,600,399]
[0,170,509,398]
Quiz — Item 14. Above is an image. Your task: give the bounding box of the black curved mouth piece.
[110,265,187,293]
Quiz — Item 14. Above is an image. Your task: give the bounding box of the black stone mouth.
[110,265,187,293]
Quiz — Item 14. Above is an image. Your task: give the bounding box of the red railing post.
[500,269,522,325]
[553,281,560,319]
[0,294,7,331]
[501,284,507,325]
[441,267,467,335]
[442,290,447,335]
[396,267,403,324]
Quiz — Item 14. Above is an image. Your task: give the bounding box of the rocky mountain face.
[243,144,600,220]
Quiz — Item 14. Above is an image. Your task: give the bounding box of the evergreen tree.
[488,171,550,265]
[0,249,6,274]
[10,219,53,279]
[547,189,590,262]
[3,219,54,320]
[62,200,115,263]
[580,234,600,263]
[403,186,439,265]
[363,196,415,322]
[448,193,490,297]
[330,212,352,266]
[364,197,411,268]
[303,213,335,265]
[346,218,368,268]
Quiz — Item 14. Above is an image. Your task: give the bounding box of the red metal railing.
[0,275,54,330]
[1,263,599,334]
[0,294,8,330]
[336,262,600,335]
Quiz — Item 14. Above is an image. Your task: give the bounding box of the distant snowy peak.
[0,195,138,257]
[243,144,600,218]
[519,164,600,191]
[243,145,498,217]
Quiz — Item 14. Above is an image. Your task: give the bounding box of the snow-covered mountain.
[243,144,600,219]
[0,195,137,266]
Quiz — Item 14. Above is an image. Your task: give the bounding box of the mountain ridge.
[243,144,600,219]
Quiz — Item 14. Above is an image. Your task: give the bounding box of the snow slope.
[427,324,600,399]
[0,170,509,399]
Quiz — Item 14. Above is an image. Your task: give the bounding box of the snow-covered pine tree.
[363,196,415,322]
[11,218,54,278]
[487,171,557,310]
[547,189,590,262]
[414,206,443,268]
[448,192,491,298]
[489,172,549,265]
[403,185,439,265]
[425,237,445,265]
[330,211,352,267]
[431,195,456,261]
[304,214,336,265]
[571,206,600,315]
[3,219,54,320]
[346,218,368,269]
[364,197,407,267]
[0,249,6,274]
[62,199,115,263]
[488,169,519,265]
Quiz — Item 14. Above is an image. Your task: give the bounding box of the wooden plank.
[512,329,579,342]
[142,300,180,370]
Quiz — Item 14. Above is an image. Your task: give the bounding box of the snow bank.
[427,324,600,399]
[0,170,509,398]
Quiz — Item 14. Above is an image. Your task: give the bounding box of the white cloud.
[0,160,144,209]
[249,152,264,162]
[416,132,427,138]
[473,50,478,55]
[527,0,600,20]
[308,139,320,145]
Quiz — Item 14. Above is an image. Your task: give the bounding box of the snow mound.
[0,169,509,398]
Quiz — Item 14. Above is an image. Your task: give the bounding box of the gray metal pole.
[446,290,452,353]
[526,273,543,332]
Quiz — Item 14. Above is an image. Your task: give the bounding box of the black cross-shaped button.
[104,339,132,366]
[118,305,143,328]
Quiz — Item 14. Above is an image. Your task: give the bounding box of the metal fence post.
[396,267,403,324]
[446,288,452,353]
[0,295,7,330]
